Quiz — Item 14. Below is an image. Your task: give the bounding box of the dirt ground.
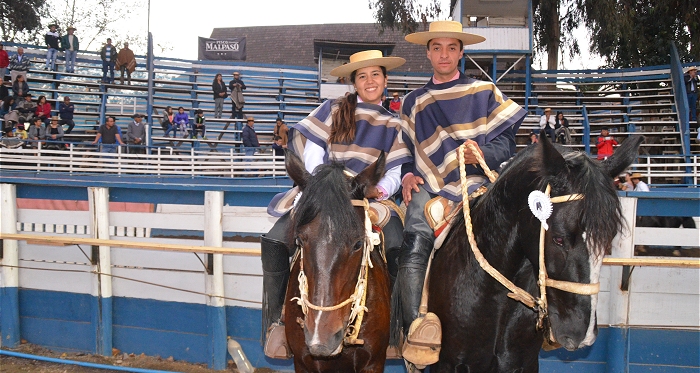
[0,343,279,373]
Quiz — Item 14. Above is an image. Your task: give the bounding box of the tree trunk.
[547,0,560,70]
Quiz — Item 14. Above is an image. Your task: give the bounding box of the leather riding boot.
[260,235,291,359]
[397,232,441,367]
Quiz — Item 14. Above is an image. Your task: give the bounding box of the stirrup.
[401,312,441,367]
[264,322,291,359]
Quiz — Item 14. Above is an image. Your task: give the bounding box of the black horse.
[424,134,643,372]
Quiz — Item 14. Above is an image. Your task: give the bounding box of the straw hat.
[66,26,77,31]
[685,66,698,73]
[544,107,552,113]
[405,20,485,46]
[629,172,643,179]
[329,50,405,78]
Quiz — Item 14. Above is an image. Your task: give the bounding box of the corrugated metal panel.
[463,27,529,51]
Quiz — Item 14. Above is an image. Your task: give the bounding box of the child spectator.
[35,95,52,126]
[15,122,27,140]
[173,106,189,138]
[1,96,18,133]
[596,127,618,160]
[193,109,206,139]
[271,135,284,156]
[162,106,177,137]
[554,111,572,144]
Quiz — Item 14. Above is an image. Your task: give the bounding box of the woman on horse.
[262,50,412,358]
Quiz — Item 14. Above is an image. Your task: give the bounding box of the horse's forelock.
[293,163,363,243]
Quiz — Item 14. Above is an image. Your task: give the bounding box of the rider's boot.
[261,235,291,359]
[397,232,441,367]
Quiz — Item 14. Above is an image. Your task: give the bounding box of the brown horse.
[283,151,391,373]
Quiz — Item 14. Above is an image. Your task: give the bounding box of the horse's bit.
[457,143,600,332]
[291,198,380,346]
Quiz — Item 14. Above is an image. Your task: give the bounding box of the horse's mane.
[292,162,363,243]
[487,144,622,256]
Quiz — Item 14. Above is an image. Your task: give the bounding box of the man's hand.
[402,174,424,204]
[461,139,484,165]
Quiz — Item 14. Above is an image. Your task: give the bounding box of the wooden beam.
[602,257,700,268]
[0,233,260,256]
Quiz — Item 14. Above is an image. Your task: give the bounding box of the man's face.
[690,69,697,78]
[68,29,74,35]
[124,43,129,48]
[50,26,57,32]
[602,129,609,136]
[17,48,23,55]
[134,117,142,123]
[247,119,254,127]
[25,96,31,102]
[234,74,240,79]
[107,39,112,45]
[106,118,115,127]
[427,38,463,81]
[64,98,70,104]
[631,178,640,185]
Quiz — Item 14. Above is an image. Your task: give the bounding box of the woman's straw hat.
[405,20,485,46]
[329,50,405,78]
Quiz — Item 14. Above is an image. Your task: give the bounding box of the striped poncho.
[267,100,412,216]
[401,73,526,201]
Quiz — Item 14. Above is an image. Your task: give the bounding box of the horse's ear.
[285,149,311,190]
[539,132,566,176]
[353,151,387,197]
[603,135,643,178]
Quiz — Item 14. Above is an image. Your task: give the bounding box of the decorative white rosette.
[528,190,553,230]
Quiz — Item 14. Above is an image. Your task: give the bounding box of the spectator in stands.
[271,135,284,156]
[58,96,75,133]
[596,127,618,160]
[242,116,259,167]
[173,106,190,138]
[116,42,136,85]
[229,72,246,120]
[527,131,539,146]
[272,117,288,147]
[381,93,390,111]
[0,43,9,84]
[45,116,65,149]
[0,79,9,102]
[161,106,177,137]
[388,91,401,114]
[1,96,17,134]
[27,117,45,148]
[92,116,124,152]
[11,74,29,99]
[684,66,698,123]
[100,38,117,83]
[193,109,206,139]
[16,93,36,124]
[629,172,650,192]
[554,111,572,144]
[212,73,227,119]
[538,107,556,141]
[61,26,79,73]
[127,113,146,154]
[616,172,634,191]
[8,47,30,83]
[45,24,60,71]
[35,95,52,126]
[15,122,27,140]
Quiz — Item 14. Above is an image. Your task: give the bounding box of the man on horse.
[397,20,527,366]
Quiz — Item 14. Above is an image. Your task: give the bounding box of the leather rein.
[457,143,600,332]
[291,197,380,346]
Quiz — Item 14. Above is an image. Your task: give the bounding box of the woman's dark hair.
[166,105,172,112]
[213,73,222,82]
[329,66,387,144]
[37,95,46,104]
[178,106,184,111]
[2,96,13,110]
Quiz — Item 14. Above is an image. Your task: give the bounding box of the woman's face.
[557,113,563,120]
[39,97,45,104]
[216,74,222,81]
[178,108,184,113]
[353,65,387,104]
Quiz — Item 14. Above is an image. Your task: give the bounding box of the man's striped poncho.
[267,99,412,217]
[400,73,527,201]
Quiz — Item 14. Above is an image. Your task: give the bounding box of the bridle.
[457,143,600,333]
[291,197,380,346]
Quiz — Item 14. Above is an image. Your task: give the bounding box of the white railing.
[0,144,287,178]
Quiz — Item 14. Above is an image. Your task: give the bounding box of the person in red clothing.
[0,43,9,84]
[389,91,401,113]
[35,95,52,127]
[596,127,618,160]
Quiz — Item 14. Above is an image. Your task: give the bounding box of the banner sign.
[198,37,246,61]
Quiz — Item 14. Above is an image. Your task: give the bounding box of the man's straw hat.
[405,20,485,46]
[630,172,643,179]
[685,66,698,73]
[329,50,405,78]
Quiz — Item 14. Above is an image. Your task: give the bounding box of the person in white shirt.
[539,107,556,142]
[630,172,650,192]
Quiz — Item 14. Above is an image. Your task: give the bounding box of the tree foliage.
[0,0,49,43]
[532,0,581,69]
[370,0,444,34]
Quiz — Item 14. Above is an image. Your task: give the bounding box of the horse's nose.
[308,343,338,357]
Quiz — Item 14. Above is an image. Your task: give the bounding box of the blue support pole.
[460,54,466,74]
[492,55,497,82]
[99,93,108,129]
[582,104,591,155]
[146,32,154,152]
[525,55,531,111]
[278,77,286,119]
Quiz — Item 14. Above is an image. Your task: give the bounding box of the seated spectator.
[272,118,288,147]
[27,117,45,148]
[527,131,539,146]
[173,106,190,138]
[616,172,634,191]
[15,122,27,140]
[1,96,18,134]
[629,172,650,192]
[388,92,401,113]
[538,107,556,141]
[35,95,52,126]
[0,80,9,101]
[45,116,65,150]
[271,135,284,156]
[192,109,206,139]
[15,93,36,124]
[554,111,572,144]
[58,96,75,133]
[12,74,29,98]
[161,106,177,137]
[91,116,124,153]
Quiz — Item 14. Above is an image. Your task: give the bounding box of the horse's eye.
[353,240,364,251]
[553,237,565,247]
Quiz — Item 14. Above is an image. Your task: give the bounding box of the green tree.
[370,0,444,34]
[0,0,48,42]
